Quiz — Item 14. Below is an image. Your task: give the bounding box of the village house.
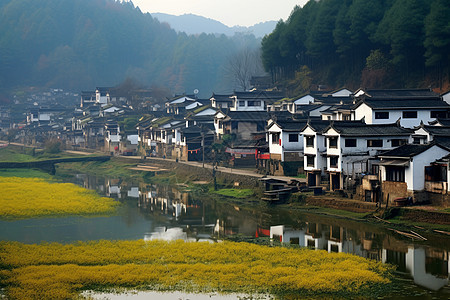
[410,123,450,144]
[80,91,96,108]
[353,89,450,128]
[95,87,111,106]
[376,143,450,204]
[322,121,412,191]
[301,119,331,187]
[210,93,233,110]
[266,118,309,175]
[165,95,202,115]
[229,91,284,112]
[104,121,121,155]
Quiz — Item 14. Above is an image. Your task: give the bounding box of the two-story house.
[266,118,309,176]
[301,120,331,186]
[322,121,412,190]
[353,89,450,128]
[95,87,111,106]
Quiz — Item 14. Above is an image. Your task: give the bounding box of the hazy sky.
[132,0,309,27]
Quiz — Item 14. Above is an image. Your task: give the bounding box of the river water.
[1,173,449,299]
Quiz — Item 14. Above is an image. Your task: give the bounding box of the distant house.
[214,111,268,140]
[95,87,111,106]
[165,95,200,115]
[229,91,284,112]
[80,91,96,108]
[353,89,450,128]
[210,94,233,110]
[105,121,121,154]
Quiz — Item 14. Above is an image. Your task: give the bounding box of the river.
[1,173,449,299]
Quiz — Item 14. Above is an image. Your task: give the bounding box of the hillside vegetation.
[261,0,450,93]
[0,0,261,96]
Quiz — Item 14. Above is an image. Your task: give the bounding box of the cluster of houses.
[136,87,450,206]
[4,84,450,206]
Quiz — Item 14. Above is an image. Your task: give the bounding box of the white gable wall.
[408,146,449,191]
[294,95,314,105]
[268,124,282,156]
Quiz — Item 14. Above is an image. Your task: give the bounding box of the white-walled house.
[410,124,450,144]
[301,120,330,186]
[322,121,412,190]
[267,119,307,162]
[210,94,233,110]
[95,87,110,106]
[214,111,268,141]
[353,89,449,128]
[229,91,284,112]
[377,143,450,203]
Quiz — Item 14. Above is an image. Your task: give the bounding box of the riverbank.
[55,155,450,232]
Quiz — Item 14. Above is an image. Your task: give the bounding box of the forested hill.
[261,0,450,92]
[0,0,261,96]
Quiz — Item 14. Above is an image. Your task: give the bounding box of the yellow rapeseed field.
[0,240,394,299]
[0,177,119,219]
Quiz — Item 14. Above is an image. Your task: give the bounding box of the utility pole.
[202,132,205,168]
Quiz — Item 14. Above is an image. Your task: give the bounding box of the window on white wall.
[367,140,383,147]
[306,136,315,147]
[402,111,417,118]
[272,132,280,144]
[345,138,357,147]
[288,134,299,142]
[329,156,338,168]
[375,112,389,119]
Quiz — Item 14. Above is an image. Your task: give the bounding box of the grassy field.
[0,240,394,299]
[0,168,54,179]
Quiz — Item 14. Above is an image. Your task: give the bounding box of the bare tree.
[225,47,266,91]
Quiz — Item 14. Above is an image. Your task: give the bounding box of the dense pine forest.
[261,0,450,93]
[0,0,261,96]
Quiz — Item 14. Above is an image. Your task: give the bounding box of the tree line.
[0,0,262,96]
[261,0,450,91]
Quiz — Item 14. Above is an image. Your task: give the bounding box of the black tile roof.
[269,119,309,131]
[421,125,450,136]
[210,93,233,101]
[233,90,285,100]
[378,143,436,158]
[222,111,270,121]
[327,122,413,136]
[429,118,450,126]
[301,119,332,132]
[363,89,439,99]
[355,99,449,110]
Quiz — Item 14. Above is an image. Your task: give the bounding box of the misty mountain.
[0,0,263,97]
[151,13,277,38]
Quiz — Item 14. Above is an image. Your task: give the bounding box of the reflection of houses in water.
[173,202,186,219]
[127,187,139,198]
[74,174,105,194]
[145,227,190,241]
[270,224,449,292]
[383,246,449,291]
[304,222,327,250]
[106,179,121,198]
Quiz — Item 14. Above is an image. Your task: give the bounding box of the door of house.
[308,173,316,186]
[331,173,341,190]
